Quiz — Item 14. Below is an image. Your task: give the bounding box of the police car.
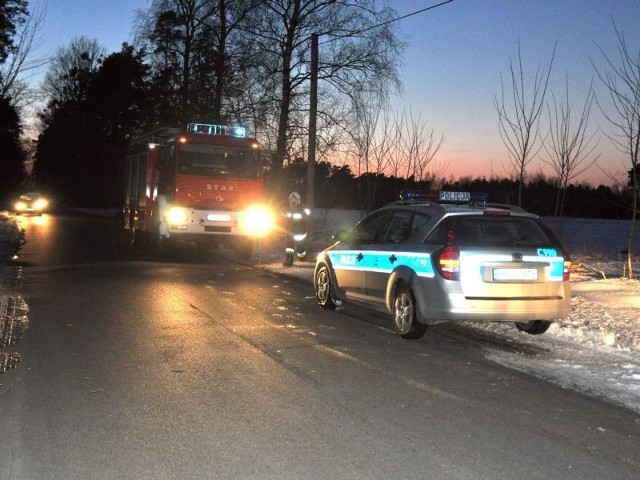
[314,191,571,339]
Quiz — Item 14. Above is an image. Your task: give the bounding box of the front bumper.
[162,206,274,239]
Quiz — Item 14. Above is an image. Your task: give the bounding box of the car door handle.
[389,254,397,263]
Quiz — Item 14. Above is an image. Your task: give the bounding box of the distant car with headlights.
[314,191,571,339]
[13,192,49,216]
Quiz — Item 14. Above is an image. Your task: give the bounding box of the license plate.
[493,268,538,281]
[207,214,231,222]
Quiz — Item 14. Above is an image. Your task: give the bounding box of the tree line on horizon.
[279,157,638,220]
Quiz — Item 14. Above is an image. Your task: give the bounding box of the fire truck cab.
[123,123,274,258]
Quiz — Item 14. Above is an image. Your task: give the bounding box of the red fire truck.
[123,123,274,258]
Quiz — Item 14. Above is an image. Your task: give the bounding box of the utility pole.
[306,33,318,244]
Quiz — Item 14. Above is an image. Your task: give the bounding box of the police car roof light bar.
[398,190,488,204]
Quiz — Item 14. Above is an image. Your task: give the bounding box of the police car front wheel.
[315,265,337,309]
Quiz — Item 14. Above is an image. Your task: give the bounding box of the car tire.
[146,207,168,258]
[515,320,552,335]
[315,264,337,309]
[150,235,169,258]
[392,284,427,339]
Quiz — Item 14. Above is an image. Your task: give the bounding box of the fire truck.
[123,123,274,258]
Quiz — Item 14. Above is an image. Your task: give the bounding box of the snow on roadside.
[0,213,24,262]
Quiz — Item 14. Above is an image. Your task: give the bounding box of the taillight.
[436,245,460,281]
[563,250,572,281]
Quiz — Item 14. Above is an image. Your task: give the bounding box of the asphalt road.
[1,213,639,479]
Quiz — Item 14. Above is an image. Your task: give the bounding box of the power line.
[320,0,455,44]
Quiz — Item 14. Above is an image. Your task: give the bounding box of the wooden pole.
[306,33,318,244]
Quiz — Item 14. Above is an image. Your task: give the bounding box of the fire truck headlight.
[239,205,274,237]
[167,207,189,226]
[14,201,27,212]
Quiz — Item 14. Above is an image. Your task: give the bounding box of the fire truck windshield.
[177,144,261,178]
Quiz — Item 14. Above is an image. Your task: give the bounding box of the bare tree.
[593,22,640,279]
[345,93,444,211]
[345,86,391,211]
[0,0,28,64]
[544,78,600,217]
[135,0,263,125]
[136,0,216,123]
[249,0,403,175]
[494,42,556,206]
[40,36,106,111]
[0,2,47,107]
[394,108,445,187]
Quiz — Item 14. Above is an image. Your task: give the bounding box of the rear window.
[425,215,555,247]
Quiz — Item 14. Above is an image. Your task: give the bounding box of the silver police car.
[314,191,571,339]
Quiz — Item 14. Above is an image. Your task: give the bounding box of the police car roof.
[388,190,529,215]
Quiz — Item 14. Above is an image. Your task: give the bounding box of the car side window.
[380,212,432,244]
[381,211,413,244]
[424,221,448,245]
[411,213,431,236]
[352,212,390,244]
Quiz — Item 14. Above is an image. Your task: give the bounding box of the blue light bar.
[186,123,248,138]
[398,190,435,201]
[230,126,246,137]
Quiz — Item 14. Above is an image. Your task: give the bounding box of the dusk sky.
[29,0,640,186]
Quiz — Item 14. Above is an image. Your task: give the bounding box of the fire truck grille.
[205,226,232,233]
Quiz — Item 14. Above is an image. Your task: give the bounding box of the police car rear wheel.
[515,320,551,335]
[392,285,427,339]
[315,265,336,309]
